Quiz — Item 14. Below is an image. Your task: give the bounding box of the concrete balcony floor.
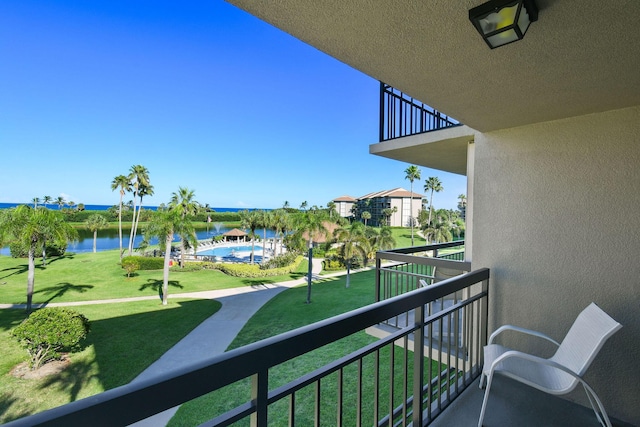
[429,376,633,427]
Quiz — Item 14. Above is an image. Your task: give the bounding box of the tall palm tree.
[404,165,421,245]
[170,187,199,267]
[127,165,151,255]
[68,201,75,210]
[300,201,308,211]
[424,176,443,227]
[85,213,109,253]
[42,196,52,208]
[271,208,290,256]
[111,174,131,259]
[143,208,195,305]
[333,222,367,288]
[258,210,273,265]
[0,206,77,312]
[295,207,329,304]
[55,196,66,210]
[31,197,40,208]
[239,209,261,264]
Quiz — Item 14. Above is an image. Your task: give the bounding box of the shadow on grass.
[0,393,29,425]
[38,355,98,403]
[1,299,221,423]
[0,308,28,332]
[34,283,94,305]
[0,255,76,280]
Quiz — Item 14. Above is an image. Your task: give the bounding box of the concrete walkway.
[2,258,366,426]
[128,258,325,426]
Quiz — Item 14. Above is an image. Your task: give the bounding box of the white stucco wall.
[471,106,640,424]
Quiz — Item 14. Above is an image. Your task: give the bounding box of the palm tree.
[424,176,443,227]
[0,206,77,312]
[283,201,290,210]
[85,213,109,253]
[421,211,453,243]
[111,174,131,259]
[295,207,329,303]
[127,165,151,255]
[55,196,66,210]
[381,207,397,226]
[361,211,371,227]
[170,187,199,267]
[333,222,367,288]
[258,210,273,265]
[31,197,40,208]
[42,196,52,208]
[68,201,75,210]
[271,209,290,255]
[239,209,261,264]
[143,208,195,305]
[404,165,421,245]
[362,226,396,266]
[326,201,338,221]
[299,201,308,211]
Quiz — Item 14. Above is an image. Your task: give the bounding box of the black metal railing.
[375,241,468,302]
[5,264,488,427]
[380,83,460,141]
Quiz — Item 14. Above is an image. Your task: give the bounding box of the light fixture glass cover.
[469,0,538,49]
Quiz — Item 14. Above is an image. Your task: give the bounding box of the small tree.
[121,257,140,277]
[11,308,90,370]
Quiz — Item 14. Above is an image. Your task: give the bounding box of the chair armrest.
[488,324,560,346]
[490,349,578,378]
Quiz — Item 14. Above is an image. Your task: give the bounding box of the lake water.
[0,226,277,256]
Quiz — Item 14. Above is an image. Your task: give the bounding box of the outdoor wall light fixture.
[469,0,538,49]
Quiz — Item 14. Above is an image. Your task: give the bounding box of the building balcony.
[4,243,630,426]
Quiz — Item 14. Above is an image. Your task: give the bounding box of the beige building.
[331,195,356,219]
[351,188,423,227]
[228,2,640,424]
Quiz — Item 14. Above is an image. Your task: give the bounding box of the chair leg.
[479,372,485,388]
[581,382,613,427]
[477,373,494,427]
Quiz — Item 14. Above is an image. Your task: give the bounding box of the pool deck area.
[184,239,284,263]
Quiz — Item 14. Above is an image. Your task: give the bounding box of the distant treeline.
[59,208,241,223]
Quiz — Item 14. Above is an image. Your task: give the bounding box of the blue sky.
[0,0,466,210]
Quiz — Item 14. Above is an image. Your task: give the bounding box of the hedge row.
[121,256,165,270]
[215,256,304,278]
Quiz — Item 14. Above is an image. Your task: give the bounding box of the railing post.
[375,256,381,302]
[250,370,268,427]
[379,82,385,142]
[412,304,425,426]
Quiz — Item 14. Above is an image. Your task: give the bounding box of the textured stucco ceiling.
[226,0,640,133]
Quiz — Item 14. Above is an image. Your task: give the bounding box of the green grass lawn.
[0,250,307,305]
[170,270,443,426]
[0,298,221,424]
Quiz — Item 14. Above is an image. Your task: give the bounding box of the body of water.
[0,226,278,256]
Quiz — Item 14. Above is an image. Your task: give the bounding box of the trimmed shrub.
[121,258,139,277]
[11,308,90,369]
[122,256,164,271]
[217,256,304,278]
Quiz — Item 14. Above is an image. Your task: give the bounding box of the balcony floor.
[429,376,632,427]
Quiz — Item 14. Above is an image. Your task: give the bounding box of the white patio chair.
[478,302,621,427]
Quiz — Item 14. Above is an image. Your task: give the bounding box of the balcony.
[5,242,629,426]
[379,83,460,142]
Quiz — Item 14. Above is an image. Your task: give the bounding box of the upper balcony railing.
[6,245,488,427]
[380,83,461,142]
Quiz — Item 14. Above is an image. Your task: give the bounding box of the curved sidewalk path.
[2,258,358,426]
[130,258,327,426]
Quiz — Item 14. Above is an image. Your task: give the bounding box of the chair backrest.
[551,302,622,377]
